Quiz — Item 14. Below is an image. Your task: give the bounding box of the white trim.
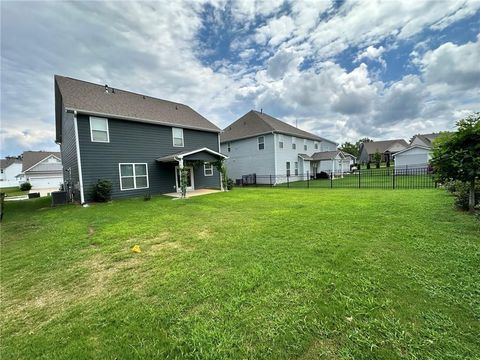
[89,116,110,143]
[204,162,213,176]
[73,112,85,204]
[66,107,221,134]
[393,145,431,157]
[176,147,228,160]
[172,127,184,147]
[218,134,223,190]
[174,166,194,192]
[23,154,62,173]
[118,163,149,191]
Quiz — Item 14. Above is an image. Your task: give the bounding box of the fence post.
[330,172,333,188]
[270,174,272,187]
[358,169,361,188]
[307,171,310,188]
[393,168,395,189]
[287,174,290,188]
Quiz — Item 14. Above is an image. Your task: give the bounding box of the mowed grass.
[0,186,28,196]
[1,189,479,359]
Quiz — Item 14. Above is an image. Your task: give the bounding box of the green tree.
[339,142,359,157]
[431,113,480,212]
[373,150,381,165]
[355,137,373,149]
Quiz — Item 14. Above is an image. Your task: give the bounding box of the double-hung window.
[119,163,149,190]
[294,162,299,176]
[90,117,109,142]
[278,134,284,149]
[286,162,291,177]
[292,137,296,150]
[304,139,308,151]
[227,142,231,152]
[172,127,184,147]
[204,163,213,176]
[314,142,319,150]
[258,136,265,150]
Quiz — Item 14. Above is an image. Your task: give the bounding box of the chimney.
[105,84,108,93]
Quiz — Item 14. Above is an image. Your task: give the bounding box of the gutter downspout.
[73,111,85,204]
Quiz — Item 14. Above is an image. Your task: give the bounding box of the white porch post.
[332,158,335,179]
[341,158,344,178]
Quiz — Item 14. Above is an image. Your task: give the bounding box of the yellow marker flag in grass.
[131,244,141,253]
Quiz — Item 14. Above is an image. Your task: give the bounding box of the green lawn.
[1,189,479,359]
[0,186,28,196]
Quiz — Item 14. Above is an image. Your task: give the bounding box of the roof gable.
[361,139,408,154]
[55,76,220,142]
[22,151,61,172]
[220,110,335,143]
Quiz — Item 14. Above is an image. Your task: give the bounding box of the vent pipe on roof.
[260,108,263,114]
[175,105,178,110]
[105,84,108,93]
[112,88,115,93]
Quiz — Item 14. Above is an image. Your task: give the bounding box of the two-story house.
[220,110,337,184]
[55,75,226,203]
[16,151,63,190]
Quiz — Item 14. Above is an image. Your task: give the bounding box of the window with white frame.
[90,117,109,142]
[204,162,213,176]
[294,161,299,176]
[286,161,291,176]
[314,142,319,150]
[292,137,296,150]
[119,163,149,190]
[172,127,184,147]
[227,142,231,152]
[258,136,265,150]
[278,134,284,149]
[304,139,307,151]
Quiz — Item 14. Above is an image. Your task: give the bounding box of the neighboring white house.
[16,151,63,190]
[343,153,357,167]
[220,110,337,184]
[393,145,432,174]
[410,133,442,147]
[0,157,22,187]
[311,150,351,178]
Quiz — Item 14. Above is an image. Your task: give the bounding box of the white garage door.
[28,176,63,189]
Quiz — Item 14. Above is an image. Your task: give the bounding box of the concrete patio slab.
[164,189,221,199]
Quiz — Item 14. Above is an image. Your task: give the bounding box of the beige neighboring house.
[16,151,63,190]
[0,157,23,187]
[410,133,442,147]
[358,139,408,164]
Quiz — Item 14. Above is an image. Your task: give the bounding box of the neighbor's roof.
[311,150,344,160]
[0,158,21,170]
[297,153,313,160]
[55,75,220,142]
[220,110,336,143]
[411,133,442,145]
[22,151,61,172]
[361,139,408,154]
[393,145,431,157]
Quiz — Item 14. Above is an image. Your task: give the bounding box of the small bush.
[317,171,330,179]
[450,181,480,211]
[366,162,371,169]
[226,178,234,190]
[93,179,112,202]
[386,161,390,168]
[356,163,361,170]
[20,182,32,191]
[375,162,380,169]
[144,192,151,201]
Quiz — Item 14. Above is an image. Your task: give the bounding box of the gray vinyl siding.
[60,107,81,201]
[76,114,220,201]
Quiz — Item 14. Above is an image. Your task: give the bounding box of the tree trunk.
[469,179,476,212]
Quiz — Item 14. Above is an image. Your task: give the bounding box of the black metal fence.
[240,167,436,189]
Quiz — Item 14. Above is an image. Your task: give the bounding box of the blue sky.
[1,0,479,157]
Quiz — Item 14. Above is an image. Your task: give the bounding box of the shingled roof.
[0,158,21,170]
[361,139,408,154]
[311,150,345,160]
[220,110,335,143]
[22,151,61,172]
[55,75,220,142]
[411,133,442,146]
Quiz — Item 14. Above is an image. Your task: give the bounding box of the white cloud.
[254,15,295,46]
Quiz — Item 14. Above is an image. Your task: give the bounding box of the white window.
[204,163,213,176]
[292,137,296,150]
[90,117,109,142]
[258,136,265,150]
[314,142,319,150]
[294,162,299,176]
[304,139,307,151]
[172,127,184,147]
[119,163,149,190]
[286,161,291,176]
[227,142,231,152]
[278,134,284,149]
